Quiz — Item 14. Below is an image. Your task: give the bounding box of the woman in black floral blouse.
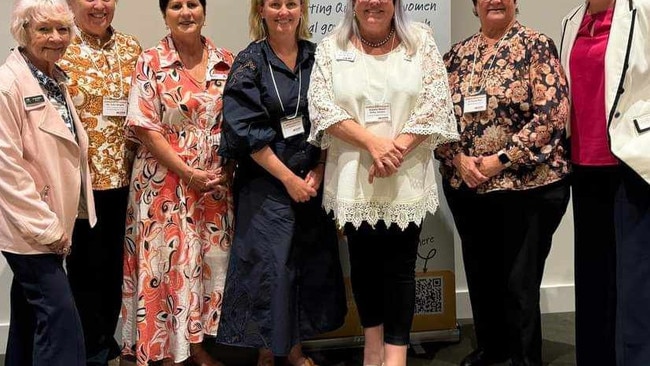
[434,1,570,365]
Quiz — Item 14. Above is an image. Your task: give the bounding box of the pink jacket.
[0,48,96,255]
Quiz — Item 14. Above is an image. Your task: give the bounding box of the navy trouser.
[2,251,85,366]
[615,165,650,366]
[572,165,619,366]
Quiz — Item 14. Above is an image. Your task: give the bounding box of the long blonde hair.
[249,0,311,41]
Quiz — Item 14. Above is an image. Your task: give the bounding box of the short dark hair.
[470,0,519,16]
[159,0,207,14]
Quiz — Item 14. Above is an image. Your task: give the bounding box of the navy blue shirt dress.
[216,40,346,356]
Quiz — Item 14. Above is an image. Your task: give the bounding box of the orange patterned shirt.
[59,28,142,190]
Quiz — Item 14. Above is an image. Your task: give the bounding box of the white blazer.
[560,0,650,184]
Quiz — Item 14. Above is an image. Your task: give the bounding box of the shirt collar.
[261,39,314,73]
[158,34,229,69]
[76,26,116,49]
[19,48,69,85]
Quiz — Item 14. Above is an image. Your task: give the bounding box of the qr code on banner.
[414,277,443,315]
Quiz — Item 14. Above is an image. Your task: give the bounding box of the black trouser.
[444,180,569,365]
[345,220,421,345]
[67,186,129,366]
[615,165,650,366]
[572,165,619,366]
[3,252,85,366]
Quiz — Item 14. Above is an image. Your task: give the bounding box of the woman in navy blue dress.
[216,1,346,365]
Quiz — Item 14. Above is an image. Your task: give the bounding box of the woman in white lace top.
[307,0,458,364]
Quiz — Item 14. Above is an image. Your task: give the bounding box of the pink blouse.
[569,7,618,166]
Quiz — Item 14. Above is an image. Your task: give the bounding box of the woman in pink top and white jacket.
[561,0,650,365]
[0,0,96,365]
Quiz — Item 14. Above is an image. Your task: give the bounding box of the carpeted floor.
[0,313,576,365]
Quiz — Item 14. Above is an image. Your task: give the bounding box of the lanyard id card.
[364,103,392,124]
[281,114,305,139]
[463,94,487,114]
[102,98,128,117]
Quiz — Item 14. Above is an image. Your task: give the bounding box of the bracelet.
[187,171,195,186]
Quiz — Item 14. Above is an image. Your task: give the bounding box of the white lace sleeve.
[401,24,459,150]
[307,37,354,148]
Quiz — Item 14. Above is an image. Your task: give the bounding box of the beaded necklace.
[359,27,395,48]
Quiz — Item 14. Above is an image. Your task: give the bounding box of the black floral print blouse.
[435,22,570,193]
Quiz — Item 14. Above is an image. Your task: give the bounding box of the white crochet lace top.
[308,23,459,230]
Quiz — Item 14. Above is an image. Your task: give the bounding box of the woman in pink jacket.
[0,0,96,365]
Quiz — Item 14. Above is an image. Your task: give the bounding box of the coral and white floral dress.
[120,35,234,365]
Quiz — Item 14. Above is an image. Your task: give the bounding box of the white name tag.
[463,94,487,114]
[102,98,128,117]
[335,51,356,62]
[365,103,392,124]
[281,115,305,139]
[208,70,228,81]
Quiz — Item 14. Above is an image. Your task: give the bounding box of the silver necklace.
[359,27,395,48]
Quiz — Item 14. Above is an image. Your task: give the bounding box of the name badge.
[208,69,228,81]
[335,51,356,62]
[24,95,45,109]
[463,94,487,114]
[102,98,128,117]
[281,114,305,139]
[365,103,392,124]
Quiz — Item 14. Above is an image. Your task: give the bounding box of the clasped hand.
[368,137,407,183]
[284,164,324,203]
[453,153,505,188]
[187,167,230,194]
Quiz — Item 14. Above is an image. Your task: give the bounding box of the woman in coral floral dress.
[120,0,233,365]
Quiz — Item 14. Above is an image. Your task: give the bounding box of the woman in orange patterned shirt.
[120,0,233,365]
[58,1,140,365]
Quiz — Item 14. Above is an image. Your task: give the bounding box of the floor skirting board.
[0,284,576,353]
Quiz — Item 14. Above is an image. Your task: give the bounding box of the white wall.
[0,0,583,350]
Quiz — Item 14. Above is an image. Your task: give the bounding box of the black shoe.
[460,349,513,366]
[461,349,489,366]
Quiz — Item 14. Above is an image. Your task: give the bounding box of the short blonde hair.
[11,0,76,47]
[249,0,311,41]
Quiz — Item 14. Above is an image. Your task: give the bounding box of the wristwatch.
[497,149,512,168]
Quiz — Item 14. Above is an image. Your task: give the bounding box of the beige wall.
[0,1,584,345]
